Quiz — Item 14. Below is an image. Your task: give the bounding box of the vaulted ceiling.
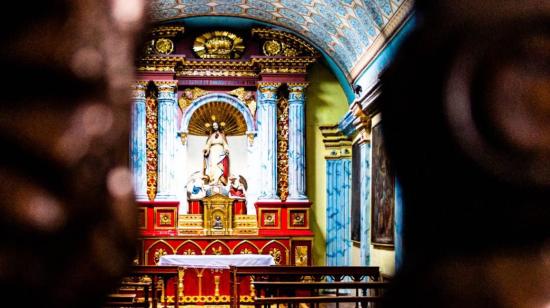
[150,0,413,81]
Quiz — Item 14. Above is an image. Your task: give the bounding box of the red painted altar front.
[136,200,313,305]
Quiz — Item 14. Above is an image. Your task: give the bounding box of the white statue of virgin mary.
[203,120,230,186]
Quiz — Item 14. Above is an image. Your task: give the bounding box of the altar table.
[156,254,275,305]
[159,254,275,268]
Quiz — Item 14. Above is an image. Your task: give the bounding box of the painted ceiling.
[150,0,412,80]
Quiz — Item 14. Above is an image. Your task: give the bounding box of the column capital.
[155,80,178,93]
[132,81,148,99]
[257,82,281,101]
[287,82,309,92]
[350,102,371,144]
[257,82,281,91]
[288,83,308,102]
[319,125,352,160]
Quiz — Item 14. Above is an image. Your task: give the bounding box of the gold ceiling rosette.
[193,31,245,59]
[188,102,247,136]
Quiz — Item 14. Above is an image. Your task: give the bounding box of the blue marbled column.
[287,83,308,201]
[395,180,404,270]
[155,81,178,200]
[257,83,280,200]
[360,141,372,265]
[131,82,147,200]
[326,157,352,266]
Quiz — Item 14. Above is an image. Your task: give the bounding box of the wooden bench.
[103,265,182,308]
[229,266,386,308]
[103,281,152,308]
[253,281,389,308]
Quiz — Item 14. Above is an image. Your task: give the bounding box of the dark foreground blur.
[0,0,547,307]
[0,1,144,307]
[381,0,550,307]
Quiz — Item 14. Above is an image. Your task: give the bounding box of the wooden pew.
[253,281,390,308]
[229,266,384,308]
[103,281,151,308]
[103,265,182,308]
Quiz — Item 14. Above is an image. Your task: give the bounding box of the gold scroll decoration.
[277,97,289,202]
[262,40,299,57]
[146,94,158,201]
[228,87,257,117]
[252,28,319,58]
[193,31,245,59]
[178,87,209,112]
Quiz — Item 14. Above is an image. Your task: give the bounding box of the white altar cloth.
[158,254,275,268]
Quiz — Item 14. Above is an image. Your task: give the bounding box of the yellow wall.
[306,62,349,265]
[371,246,395,277]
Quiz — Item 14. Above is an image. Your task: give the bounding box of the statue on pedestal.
[228,175,247,199]
[203,119,230,186]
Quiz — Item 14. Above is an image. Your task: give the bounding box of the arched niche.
[180,93,256,141]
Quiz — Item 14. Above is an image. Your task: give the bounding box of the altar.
[153,254,274,305]
[159,254,275,268]
[131,24,316,305]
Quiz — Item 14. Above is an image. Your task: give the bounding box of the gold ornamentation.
[157,277,165,303]
[277,97,289,202]
[188,102,247,136]
[159,213,172,226]
[233,217,259,235]
[263,40,282,56]
[282,43,299,57]
[155,38,174,55]
[320,125,353,159]
[295,246,308,266]
[182,249,196,255]
[178,267,185,302]
[252,28,319,57]
[292,212,305,226]
[263,40,300,57]
[178,87,209,111]
[351,102,371,143]
[228,87,257,117]
[138,55,316,75]
[247,133,255,146]
[214,275,221,296]
[211,246,222,255]
[151,25,185,38]
[155,80,178,91]
[269,248,282,265]
[240,248,252,254]
[146,94,158,201]
[180,295,231,303]
[193,31,245,59]
[263,213,275,226]
[179,132,188,146]
[250,276,256,297]
[260,67,307,74]
[153,248,167,265]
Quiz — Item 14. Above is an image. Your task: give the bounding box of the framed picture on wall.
[371,123,395,246]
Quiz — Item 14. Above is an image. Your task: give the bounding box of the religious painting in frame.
[371,123,395,246]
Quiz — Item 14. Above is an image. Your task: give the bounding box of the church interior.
[0,0,548,307]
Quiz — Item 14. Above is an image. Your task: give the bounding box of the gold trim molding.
[320,125,352,159]
[252,28,319,58]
